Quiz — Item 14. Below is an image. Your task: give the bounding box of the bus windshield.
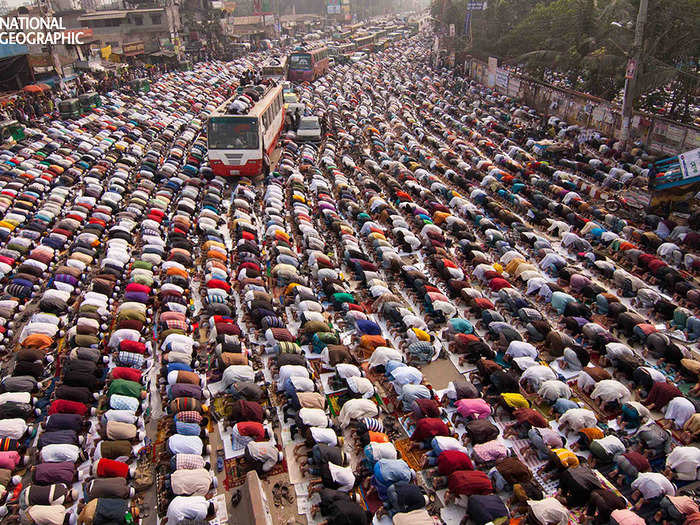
[208,117,259,150]
[289,53,312,69]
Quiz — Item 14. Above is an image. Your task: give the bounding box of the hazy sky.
[4,0,36,10]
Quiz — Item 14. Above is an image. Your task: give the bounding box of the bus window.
[208,117,259,150]
[290,53,311,69]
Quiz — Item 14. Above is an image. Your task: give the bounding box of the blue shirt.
[391,366,423,387]
[175,420,201,436]
[449,317,474,334]
[398,384,430,404]
[356,319,382,336]
[553,398,579,415]
[109,394,140,412]
[384,360,406,377]
[167,363,192,373]
[373,459,413,486]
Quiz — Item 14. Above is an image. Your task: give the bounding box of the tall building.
[77,5,181,57]
[52,0,82,11]
[80,0,97,11]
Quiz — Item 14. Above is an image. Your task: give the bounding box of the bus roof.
[262,56,287,68]
[213,83,283,118]
[291,43,327,53]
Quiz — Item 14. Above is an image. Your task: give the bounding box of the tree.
[431,0,700,120]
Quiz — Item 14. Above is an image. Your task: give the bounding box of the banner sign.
[495,68,508,91]
[679,147,700,180]
[653,148,700,191]
[328,0,341,14]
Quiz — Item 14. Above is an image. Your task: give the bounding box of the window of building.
[151,14,161,24]
[133,15,143,25]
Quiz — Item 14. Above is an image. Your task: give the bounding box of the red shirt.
[413,399,442,418]
[96,458,129,478]
[622,451,650,473]
[438,450,474,476]
[111,367,142,382]
[238,262,260,273]
[236,422,265,440]
[513,408,549,428]
[635,323,657,336]
[117,320,144,332]
[125,283,151,295]
[647,258,668,273]
[48,399,88,416]
[488,278,512,291]
[647,381,681,408]
[120,340,146,354]
[448,470,493,496]
[483,270,501,281]
[207,279,231,292]
[637,253,656,268]
[410,418,450,442]
[473,297,494,310]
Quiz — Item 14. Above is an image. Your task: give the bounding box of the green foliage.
[431,0,700,118]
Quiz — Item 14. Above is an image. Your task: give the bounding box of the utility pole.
[620,0,648,145]
[37,0,64,90]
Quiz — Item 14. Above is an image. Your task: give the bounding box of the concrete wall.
[466,57,700,157]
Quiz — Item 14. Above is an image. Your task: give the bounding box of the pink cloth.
[455,398,491,419]
[610,510,645,525]
[0,451,21,470]
[473,440,508,462]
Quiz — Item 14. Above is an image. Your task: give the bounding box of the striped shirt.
[173,454,205,470]
[361,418,383,432]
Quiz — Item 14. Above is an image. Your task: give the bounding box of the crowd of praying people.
[0,32,697,525]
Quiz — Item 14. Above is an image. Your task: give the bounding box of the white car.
[350,52,367,63]
[296,116,321,142]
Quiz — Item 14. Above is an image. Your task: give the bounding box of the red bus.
[287,47,329,82]
[207,84,284,177]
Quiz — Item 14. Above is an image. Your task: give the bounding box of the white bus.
[261,57,288,81]
[207,84,285,177]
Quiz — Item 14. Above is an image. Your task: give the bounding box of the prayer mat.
[520,389,562,421]
[267,384,286,408]
[326,391,351,417]
[309,359,324,377]
[223,456,287,489]
[668,423,692,445]
[358,484,383,514]
[394,437,426,472]
[155,464,169,517]
[326,391,385,417]
[569,382,620,421]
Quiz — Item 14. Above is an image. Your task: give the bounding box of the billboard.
[0,43,29,59]
[122,41,145,56]
[328,0,341,14]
